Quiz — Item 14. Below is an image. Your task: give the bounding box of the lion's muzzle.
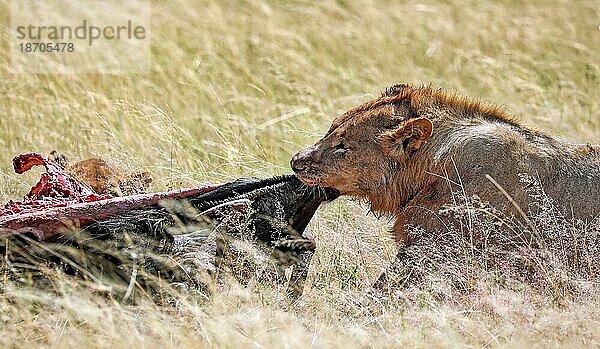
[291,146,316,174]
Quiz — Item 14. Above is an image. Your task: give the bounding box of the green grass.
[0,0,599,347]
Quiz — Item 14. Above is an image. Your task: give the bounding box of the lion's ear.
[379,117,433,158]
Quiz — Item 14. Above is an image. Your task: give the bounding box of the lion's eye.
[383,122,400,130]
[383,116,405,130]
[333,143,349,155]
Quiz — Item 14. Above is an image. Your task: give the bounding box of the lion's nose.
[290,154,307,172]
[291,149,312,173]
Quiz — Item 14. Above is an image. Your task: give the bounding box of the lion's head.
[290,84,433,200]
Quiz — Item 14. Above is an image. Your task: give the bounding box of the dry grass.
[0,0,599,347]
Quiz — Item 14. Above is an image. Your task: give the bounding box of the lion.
[291,84,600,243]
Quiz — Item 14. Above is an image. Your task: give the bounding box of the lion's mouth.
[293,172,353,196]
[293,171,322,187]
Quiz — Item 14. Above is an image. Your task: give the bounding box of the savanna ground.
[1,0,600,347]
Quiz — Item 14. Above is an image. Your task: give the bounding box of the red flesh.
[0,153,222,240]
